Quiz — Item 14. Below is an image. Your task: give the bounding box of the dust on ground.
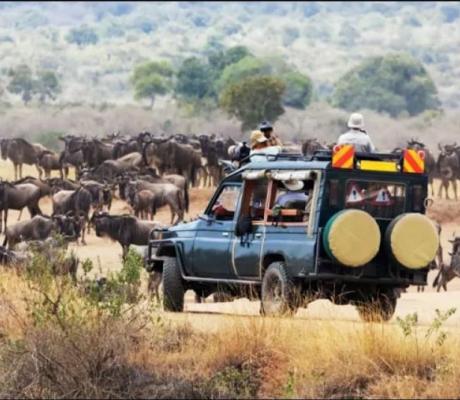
[2,160,460,324]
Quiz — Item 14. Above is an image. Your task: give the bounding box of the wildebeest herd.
[0,132,459,299]
[0,131,245,300]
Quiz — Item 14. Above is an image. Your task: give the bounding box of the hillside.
[0,2,459,108]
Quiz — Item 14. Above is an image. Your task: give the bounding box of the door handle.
[255,233,262,239]
[222,232,229,237]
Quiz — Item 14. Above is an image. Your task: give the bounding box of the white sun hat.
[347,113,365,129]
[283,179,304,191]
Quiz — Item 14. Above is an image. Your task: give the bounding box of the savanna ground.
[2,160,460,398]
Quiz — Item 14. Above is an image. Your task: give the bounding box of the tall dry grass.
[1,264,460,399]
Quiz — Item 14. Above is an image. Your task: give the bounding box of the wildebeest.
[112,134,143,159]
[79,180,114,212]
[142,136,202,187]
[301,138,329,157]
[3,214,82,249]
[59,135,85,179]
[0,181,42,233]
[37,150,64,179]
[437,143,459,200]
[129,189,157,220]
[52,187,92,244]
[14,176,52,199]
[433,242,460,292]
[91,212,165,259]
[124,179,186,224]
[47,177,80,192]
[136,168,189,213]
[87,152,144,181]
[0,138,43,179]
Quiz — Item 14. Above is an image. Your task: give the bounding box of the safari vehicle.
[147,145,440,320]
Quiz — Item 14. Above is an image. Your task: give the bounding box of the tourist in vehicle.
[337,113,376,153]
[250,130,281,162]
[259,120,282,146]
[275,179,309,208]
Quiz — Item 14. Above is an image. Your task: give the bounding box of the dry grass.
[1,267,460,399]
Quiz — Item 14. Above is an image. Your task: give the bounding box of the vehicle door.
[191,183,242,278]
[262,171,321,277]
[232,177,269,277]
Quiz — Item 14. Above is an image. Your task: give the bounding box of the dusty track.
[2,160,460,327]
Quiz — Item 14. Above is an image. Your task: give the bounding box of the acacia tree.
[332,53,440,117]
[131,61,173,109]
[220,76,286,131]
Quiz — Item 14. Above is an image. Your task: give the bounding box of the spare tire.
[323,209,381,267]
[386,213,439,269]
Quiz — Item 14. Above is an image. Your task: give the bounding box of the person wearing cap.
[259,121,283,147]
[337,113,376,153]
[249,130,281,162]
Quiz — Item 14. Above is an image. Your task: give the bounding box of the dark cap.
[258,121,273,131]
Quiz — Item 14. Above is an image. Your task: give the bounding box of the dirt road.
[2,160,460,327]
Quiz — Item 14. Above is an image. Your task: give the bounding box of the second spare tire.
[386,213,439,269]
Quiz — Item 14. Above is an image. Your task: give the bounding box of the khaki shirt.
[337,129,376,152]
[267,135,282,147]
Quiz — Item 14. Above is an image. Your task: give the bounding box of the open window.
[266,179,315,224]
[208,185,241,221]
[263,170,318,226]
[238,178,269,223]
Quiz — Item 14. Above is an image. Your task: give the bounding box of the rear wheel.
[260,262,300,316]
[162,257,185,312]
[356,290,397,322]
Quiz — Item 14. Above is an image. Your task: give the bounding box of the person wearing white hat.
[274,179,309,209]
[337,113,376,153]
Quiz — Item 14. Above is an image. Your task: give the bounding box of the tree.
[220,76,285,131]
[175,57,213,101]
[208,45,251,73]
[35,70,61,104]
[131,61,173,109]
[66,26,99,47]
[7,65,35,105]
[215,56,272,94]
[331,54,440,117]
[281,71,313,109]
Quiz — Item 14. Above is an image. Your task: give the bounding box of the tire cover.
[323,210,381,267]
[386,213,439,269]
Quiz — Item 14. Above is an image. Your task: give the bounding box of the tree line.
[131,47,440,130]
[3,46,440,131]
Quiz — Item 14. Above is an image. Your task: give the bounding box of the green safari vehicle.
[147,147,440,320]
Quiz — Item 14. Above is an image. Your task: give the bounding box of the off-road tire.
[260,262,300,316]
[356,290,397,322]
[162,257,185,312]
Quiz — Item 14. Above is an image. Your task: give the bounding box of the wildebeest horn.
[438,143,443,151]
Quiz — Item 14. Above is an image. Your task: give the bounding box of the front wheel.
[356,290,397,322]
[162,257,185,312]
[260,262,300,317]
